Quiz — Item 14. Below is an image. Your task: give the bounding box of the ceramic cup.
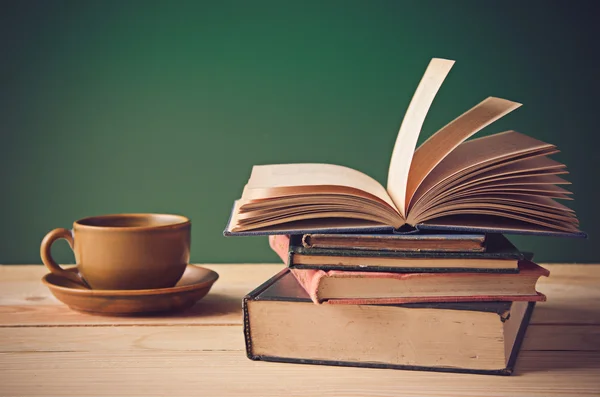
[40,213,191,290]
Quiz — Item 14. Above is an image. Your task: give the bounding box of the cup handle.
[40,228,89,288]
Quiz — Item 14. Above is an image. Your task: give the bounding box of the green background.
[1,0,598,264]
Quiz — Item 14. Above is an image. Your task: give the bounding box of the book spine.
[251,356,512,376]
[253,355,511,376]
[268,235,291,265]
[244,268,293,360]
[301,233,486,251]
[325,292,546,305]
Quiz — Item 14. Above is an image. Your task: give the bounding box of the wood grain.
[0,324,597,354]
[1,351,599,397]
[1,264,598,326]
[0,263,599,397]
[0,326,246,353]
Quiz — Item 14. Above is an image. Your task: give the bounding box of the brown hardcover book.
[244,269,535,375]
[289,261,548,304]
[301,232,486,252]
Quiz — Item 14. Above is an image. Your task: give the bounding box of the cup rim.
[73,213,190,231]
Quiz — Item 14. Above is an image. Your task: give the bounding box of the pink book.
[290,261,548,305]
[269,235,290,263]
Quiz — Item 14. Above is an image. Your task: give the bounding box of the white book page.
[404,97,523,210]
[243,163,398,210]
[386,58,455,217]
[409,131,557,212]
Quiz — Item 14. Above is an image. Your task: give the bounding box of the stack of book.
[224,58,585,375]
[242,232,546,375]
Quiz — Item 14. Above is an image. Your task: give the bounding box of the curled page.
[405,97,522,211]
[387,58,455,218]
[244,163,397,210]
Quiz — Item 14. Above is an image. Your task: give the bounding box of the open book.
[224,58,584,238]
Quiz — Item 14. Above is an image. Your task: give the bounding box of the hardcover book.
[269,234,532,273]
[244,269,535,375]
[224,58,584,238]
[301,231,487,252]
[289,261,548,305]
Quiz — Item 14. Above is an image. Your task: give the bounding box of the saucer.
[42,265,219,315]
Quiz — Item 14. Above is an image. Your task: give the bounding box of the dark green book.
[270,233,532,273]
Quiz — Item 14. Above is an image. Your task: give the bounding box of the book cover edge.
[505,301,537,373]
[248,355,512,376]
[324,292,546,306]
[288,264,520,274]
[243,268,290,360]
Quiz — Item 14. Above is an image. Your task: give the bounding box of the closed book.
[244,269,535,375]
[290,260,548,305]
[269,234,531,273]
[301,232,487,252]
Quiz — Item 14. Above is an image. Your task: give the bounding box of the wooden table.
[0,264,599,396]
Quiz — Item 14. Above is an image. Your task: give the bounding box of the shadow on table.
[514,305,600,375]
[111,293,242,320]
[179,293,242,319]
[531,303,600,326]
[514,350,600,375]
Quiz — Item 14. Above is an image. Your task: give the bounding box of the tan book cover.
[244,269,536,375]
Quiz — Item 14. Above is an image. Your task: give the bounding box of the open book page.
[408,131,557,215]
[450,173,570,191]
[236,210,395,230]
[417,196,578,231]
[386,58,455,218]
[242,163,399,212]
[413,155,567,216]
[404,98,523,212]
[237,197,397,223]
[418,176,572,213]
[226,199,393,233]
[463,155,567,183]
[420,214,581,235]
[446,174,570,193]
[420,195,577,222]
[431,183,573,203]
[422,174,571,209]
